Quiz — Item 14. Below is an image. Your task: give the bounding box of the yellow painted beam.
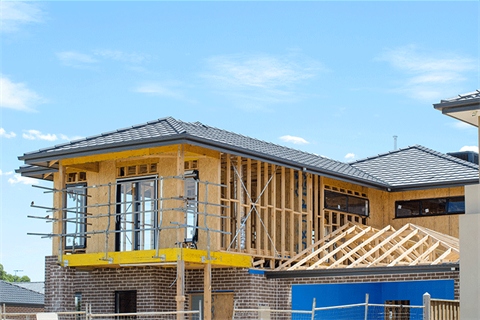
[62,248,251,268]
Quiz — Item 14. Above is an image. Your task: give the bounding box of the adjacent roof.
[276,222,459,271]
[0,281,44,307]
[12,281,45,294]
[17,117,479,191]
[350,145,479,190]
[439,90,480,104]
[434,90,480,127]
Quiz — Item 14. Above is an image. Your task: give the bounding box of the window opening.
[65,183,87,250]
[115,176,157,252]
[396,196,465,218]
[184,169,199,244]
[115,291,137,319]
[324,190,369,217]
[75,292,82,319]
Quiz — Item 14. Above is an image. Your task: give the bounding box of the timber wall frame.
[219,153,368,269]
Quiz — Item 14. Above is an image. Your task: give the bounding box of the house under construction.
[17,112,478,318]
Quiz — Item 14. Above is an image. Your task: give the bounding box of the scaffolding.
[28,175,230,264]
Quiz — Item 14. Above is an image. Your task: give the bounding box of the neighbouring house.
[17,113,478,318]
[12,282,45,295]
[0,281,44,313]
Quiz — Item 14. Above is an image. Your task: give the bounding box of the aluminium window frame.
[394,196,465,219]
[64,182,87,250]
[324,190,370,217]
[115,175,158,252]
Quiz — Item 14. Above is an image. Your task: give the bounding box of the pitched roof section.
[439,90,480,103]
[12,281,45,294]
[0,281,44,306]
[19,117,388,187]
[351,145,479,189]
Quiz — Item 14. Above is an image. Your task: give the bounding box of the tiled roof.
[12,281,45,294]
[0,281,44,305]
[440,90,480,103]
[350,145,479,188]
[20,117,387,186]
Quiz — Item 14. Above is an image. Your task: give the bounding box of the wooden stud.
[204,262,212,320]
[281,167,286,258]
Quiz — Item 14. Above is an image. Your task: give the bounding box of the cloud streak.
[203,52,325,111]
[93,49,150,64]
[378,45,476,101]
[0,75,44,111]
[134,81,196,103]
[279,135,309,145]
[8,174,37,185]
[460,146,478,153]
[0,1,44,33]
[345,153,356,160]
[0,128,16,138]
[22,130,81,141]
[56,51,98,69]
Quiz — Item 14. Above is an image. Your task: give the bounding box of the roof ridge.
[414,145,479,169]
[350,145,417,164]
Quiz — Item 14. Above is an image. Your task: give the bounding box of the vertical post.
[177,145,185,320]
[1,303,4,320]
[204,262,212,320]
[199,299,202,320]
[423,292,431,320]
[310,298,316,320]
[364,293,369,320]
[232,300,237,320]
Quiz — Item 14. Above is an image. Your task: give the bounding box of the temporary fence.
[0,305,200,320]
[232,294,427,320]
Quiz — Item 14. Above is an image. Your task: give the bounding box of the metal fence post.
[423,292,431,320]
[311,298,316,320]
[364,293,369,320]
[232,300,237,320]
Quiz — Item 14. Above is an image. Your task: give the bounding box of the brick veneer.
[4,306,44,314]
[45,256,459,313]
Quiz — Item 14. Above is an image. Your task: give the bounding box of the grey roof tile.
[440,90,480,103]
[0,281,44,305]
[12,282,45,294]
[350,145,479,188]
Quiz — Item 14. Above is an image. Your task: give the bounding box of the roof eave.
[389,179,479,192]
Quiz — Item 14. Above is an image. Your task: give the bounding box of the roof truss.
[275,223,459,271]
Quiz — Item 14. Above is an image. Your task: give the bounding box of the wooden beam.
[67,162,99,173]
[236,156,242,250]
[367,228,419,268]
[204,262,212,320]
[410,242,440,265]
[246,158,252,253]
[281,166,286,258]
[388,235,430,267]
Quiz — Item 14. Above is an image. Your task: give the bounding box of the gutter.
[265,263,459,279]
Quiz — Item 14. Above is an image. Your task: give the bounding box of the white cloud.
[345,153,356,160]
[0,1,44,33]
[0,75,44,111]
[93,49,150,64]
[134,81,196,103]
[0,170,14,176]
[56,51,98,69]
[59,134,83,141]
[23,130,57,141]
[378,45,476,101]
[279,135,309,145]
[203,52,325,111]
[0,128,16,138]
[8,174,37,185]
[460,146,478,153]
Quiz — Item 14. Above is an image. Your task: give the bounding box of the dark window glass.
[325,191,347,212]
[348,196,369,216]
[397,201,420,217]
[448,197,465,213]
[115,291,137,315]
[421,198,446,215]
[65,184,87,249]
[396,197,465,218]
[324,191,369,217]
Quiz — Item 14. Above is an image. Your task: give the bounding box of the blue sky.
[0,1,479,281]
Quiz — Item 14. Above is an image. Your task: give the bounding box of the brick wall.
[45,256,459,313]
[4,306,44,314]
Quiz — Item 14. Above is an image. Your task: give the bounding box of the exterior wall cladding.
[45,256,460,313]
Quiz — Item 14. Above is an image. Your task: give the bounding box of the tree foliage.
[0,264,31,282]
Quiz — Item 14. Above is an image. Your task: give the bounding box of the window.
[115,291,136,318]
[115,177,157,251]
[324,190,369,217]
[184,170,199,243]
[65,183,87,249]
[385,300,410,320]
[395,196,465,219]
[75,292,82,320]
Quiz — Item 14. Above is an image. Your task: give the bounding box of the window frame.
[64,182,88,250]
[395,196,465,219]
[324,190,370,217]
[115,175,158,252]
